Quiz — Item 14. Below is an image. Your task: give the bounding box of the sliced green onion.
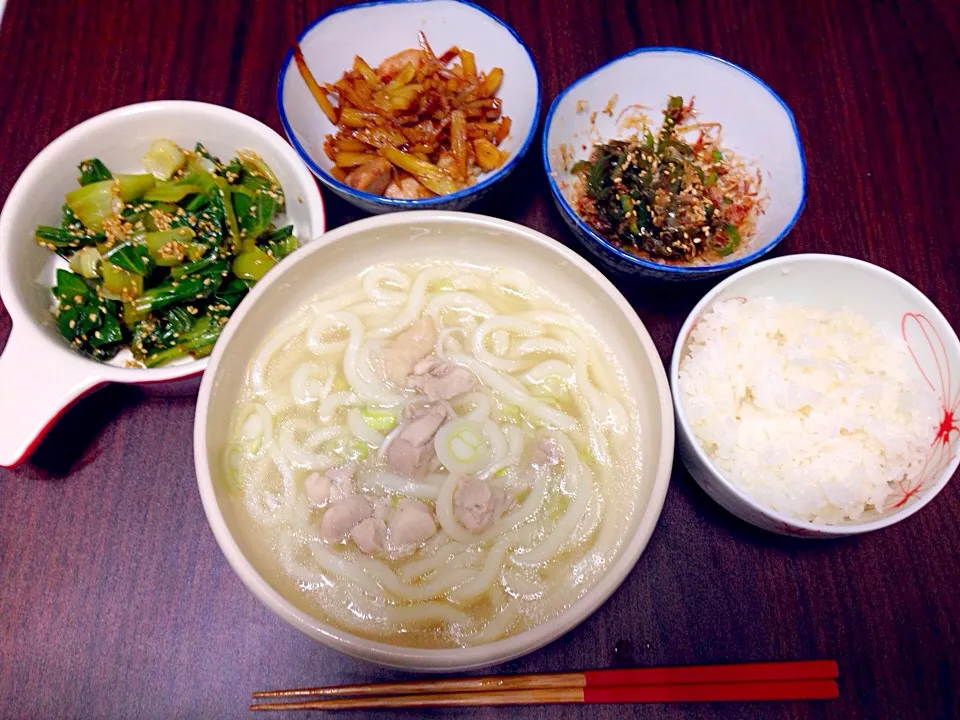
[496,403,522,422]
[240,412,264,454]
[221,444,244,495]
[362,407,398,432]
[434,419,490,475]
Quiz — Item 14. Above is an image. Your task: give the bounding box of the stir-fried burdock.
[572,96,762,263]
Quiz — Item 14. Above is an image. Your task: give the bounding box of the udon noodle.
[225,262,642,648]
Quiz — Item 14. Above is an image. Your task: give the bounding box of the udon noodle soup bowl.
[194,211,674,670]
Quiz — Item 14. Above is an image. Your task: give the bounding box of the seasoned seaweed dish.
[35,141,297,367]
[573,96,762,263]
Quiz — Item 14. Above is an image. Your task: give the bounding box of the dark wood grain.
[1,1,958,719]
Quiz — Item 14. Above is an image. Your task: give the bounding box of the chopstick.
[250,660,839,711]
[250,681,839,711]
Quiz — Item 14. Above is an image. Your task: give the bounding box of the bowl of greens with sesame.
[543,48,806,281]
[0,100,326,468]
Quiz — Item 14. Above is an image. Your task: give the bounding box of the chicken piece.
[371,497,389,520]
[344,157,392,195]
[327,463,356,483]
[399,403,448,447]
[385,403,447,480]
[304,473,331,506]
[350,517,387,554]
[388,499,438,547]
[531,437,562,466]
[406,358,476,401]
[385,175,433,199]
[377,48,423,79]
[381,316,437,385]
[319,495,373,542]
[326,462,356,501]
[305,463,356,506]
[412,356,438,375]
[453,477,509,533]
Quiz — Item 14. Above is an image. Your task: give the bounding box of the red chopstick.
[250,660,840,711]
[584,659,839,687]
[584,679,839,704]
[250,680,839,710]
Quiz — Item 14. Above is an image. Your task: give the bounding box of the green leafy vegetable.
[142,139,186,180]
[572,95,761,262]
[35,140,298,366]
[64,181,122,231]
[101,261,144,299]
[114,174,156,201]
[69,246,101,278]
[143,183,204,203]
[141,227,197,266]
[232,246,276,281]
[52,269,125,360]
[714,224,741,256]
[104,241,153,277]
[78,159,112,185]
[35,225,104,250]
[261,225,297,260]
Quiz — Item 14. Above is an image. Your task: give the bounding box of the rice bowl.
[671,254,960,537]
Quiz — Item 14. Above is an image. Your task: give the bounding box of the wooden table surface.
[1,1,958,718]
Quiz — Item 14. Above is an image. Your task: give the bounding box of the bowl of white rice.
[671,254,960,537]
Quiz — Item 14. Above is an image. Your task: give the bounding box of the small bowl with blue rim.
[543,47,806,281]
[277,0,541,214]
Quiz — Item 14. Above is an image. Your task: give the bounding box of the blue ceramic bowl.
[543,47,806,280]
[277,0,541,214]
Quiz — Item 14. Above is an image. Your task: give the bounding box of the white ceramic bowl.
[277,0,540,214]
[543,47,806,280]
[671,254,960,537]
[194,211,674,670]
[0,100,326,468]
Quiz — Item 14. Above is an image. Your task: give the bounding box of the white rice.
[678,297,939,524]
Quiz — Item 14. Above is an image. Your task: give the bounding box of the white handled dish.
[0,100,326,467]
